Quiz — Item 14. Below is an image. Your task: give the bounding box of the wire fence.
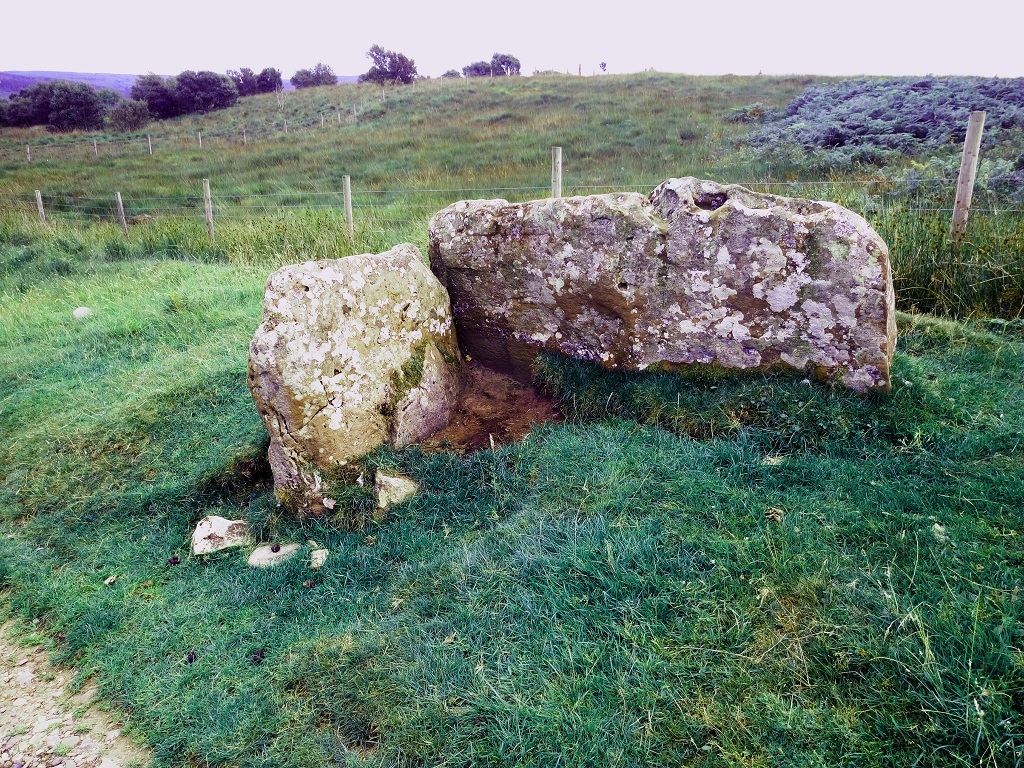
[4,175,1024,233]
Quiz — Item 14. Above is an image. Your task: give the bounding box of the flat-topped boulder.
[428,177,896,393]
[248,243,461,517]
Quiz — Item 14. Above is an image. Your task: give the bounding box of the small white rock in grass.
[375,472,419,512]
[309,548,329,570]
[247,543,300,568]
[72,306,93,320]
[932,522,948,542]
[192,515,251,556]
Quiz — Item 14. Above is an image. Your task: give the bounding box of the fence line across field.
[12,121,1019,239]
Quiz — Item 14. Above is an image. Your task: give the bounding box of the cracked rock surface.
[429,177,896,393]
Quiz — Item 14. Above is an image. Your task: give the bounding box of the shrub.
[359,46,417,85]
[108,99,151,132]
[174,71,238,113]
[748,77,1024,168]
[291,63,337,89]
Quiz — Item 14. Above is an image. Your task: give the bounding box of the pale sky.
[3,0,1022,79]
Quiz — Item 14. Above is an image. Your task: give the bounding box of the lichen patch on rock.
[428,178,896,393]
[248,243,461,517]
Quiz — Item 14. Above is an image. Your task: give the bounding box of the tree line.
[0,67,283,133]
[0,47,522,133]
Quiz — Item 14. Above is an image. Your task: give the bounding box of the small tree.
[228,68,260,96]
[174,70,238,114]
[6,81,58,127]
[108,99,151,132]
[0,99,7,127]
[256,67,283,94]
[462,61,491,78]
[131,74,181,119]
[441,69,462,79]
[291,63,337,89]
[359,45,417,85]
[490,53,521,76]
[47,81,106,131]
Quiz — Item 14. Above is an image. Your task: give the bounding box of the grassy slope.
[2,73,1021,318]
[0,74,1022,767]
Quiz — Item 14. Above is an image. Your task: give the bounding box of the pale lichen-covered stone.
[248,243,461,517]
[374,471,419,512]
[428,178,896,393]
[192,515,251,556]
[247,543,300,568]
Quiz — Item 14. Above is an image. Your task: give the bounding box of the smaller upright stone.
[192,516,251,556]
[248,244,461,518]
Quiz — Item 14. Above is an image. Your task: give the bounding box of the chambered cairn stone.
[248,244,461,517]
[428,177,896,393]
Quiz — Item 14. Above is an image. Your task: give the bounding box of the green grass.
[1,233,1022,766]
[1,73,1022,767]
[2,73,1021,318]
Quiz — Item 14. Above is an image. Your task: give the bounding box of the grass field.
[1,73,1023,767]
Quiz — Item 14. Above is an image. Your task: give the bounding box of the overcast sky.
[3,0,1022,79]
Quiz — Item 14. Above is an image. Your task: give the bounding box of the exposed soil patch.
[420,362,563,453]
[0,620,151,768]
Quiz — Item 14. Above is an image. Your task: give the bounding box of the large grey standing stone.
[428,177,896,393]
[248,243,461,517]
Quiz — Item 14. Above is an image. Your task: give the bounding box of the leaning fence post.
[551,147,563,198]
[343,175,354,242]
[950,111,986,241]
[115,192,129,238]
[35,190,45,223]
[203,179,215,241]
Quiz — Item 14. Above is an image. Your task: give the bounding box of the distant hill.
[1,71,362,100]
[0,71,141,99]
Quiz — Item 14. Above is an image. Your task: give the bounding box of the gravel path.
[0,621,151,768]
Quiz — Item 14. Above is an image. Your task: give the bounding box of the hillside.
[0,72,1022,768]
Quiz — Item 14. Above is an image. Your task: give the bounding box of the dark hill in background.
[0,71,142,99]
[0,71,361,99]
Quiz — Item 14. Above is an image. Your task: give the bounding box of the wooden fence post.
[343,175,354,241]
[35,190,45,223]
[26,145,31,163]
[321,113,325,128]
[93,139,98,157]
[284,121,288,134]
[950,111,986,241]
[336,110,341,125]
[147,135,153,155]
[197,131,202,148]
[551,147,563,198]
[115,192,129,237]
[203,179,214,241]
[243,127,247,145]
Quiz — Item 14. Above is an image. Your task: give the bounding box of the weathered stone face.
[428,178,896,392]
[248,243,460,517]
